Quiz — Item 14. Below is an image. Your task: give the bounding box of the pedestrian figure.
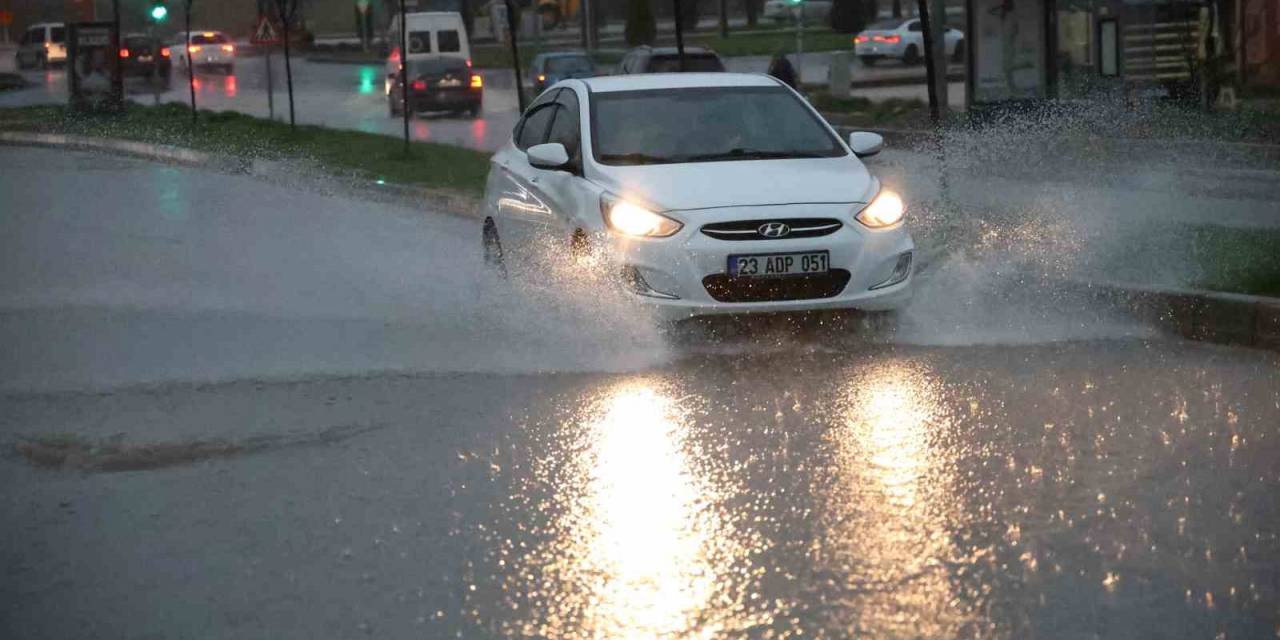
[767,52,798,89]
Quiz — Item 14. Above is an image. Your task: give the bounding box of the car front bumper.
[605,203,915,320]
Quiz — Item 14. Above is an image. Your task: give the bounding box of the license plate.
[729,251,829,277]
[139,55,153,62]
[438,78,462,87]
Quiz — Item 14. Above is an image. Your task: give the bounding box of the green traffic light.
[150,5,168,21]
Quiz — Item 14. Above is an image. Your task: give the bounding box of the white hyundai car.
[854,18,964,66]
[481,73,914,320]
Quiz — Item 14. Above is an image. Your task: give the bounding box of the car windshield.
[50,27,66,43]
[647,54,725,73]
[546,55,593,74]
[592,86,844,165]
[189,33,228,45]
[407,58,468,75]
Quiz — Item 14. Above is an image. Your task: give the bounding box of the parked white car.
[172,31,236,74]
[854,18,964,65]
[15,23,67,69]
[481,73,914,320]
[763,0,833,23]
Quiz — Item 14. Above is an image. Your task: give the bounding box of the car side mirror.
[527,142,571,171]
[848,131,884,158]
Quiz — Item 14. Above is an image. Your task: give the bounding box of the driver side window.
[545,90,581,160]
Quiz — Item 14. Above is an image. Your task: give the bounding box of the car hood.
[588,156,877,212]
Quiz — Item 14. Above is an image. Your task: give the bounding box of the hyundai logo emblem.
[758,222,792,238]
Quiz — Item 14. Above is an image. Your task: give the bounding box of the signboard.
[251,15,281,45]
[67,22,122,112]
[969,0,1048,104]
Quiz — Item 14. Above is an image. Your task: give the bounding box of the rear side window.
[907,21,922,32]
[407,31,432,53]
[50,27,65,43]
[436,30,461,53]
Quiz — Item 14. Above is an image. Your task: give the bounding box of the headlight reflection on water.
[507,381,762,639]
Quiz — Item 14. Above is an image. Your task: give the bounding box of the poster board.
[968,0,1050,104]
[68,22,122,112]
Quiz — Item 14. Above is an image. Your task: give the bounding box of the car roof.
[582,72,779,93]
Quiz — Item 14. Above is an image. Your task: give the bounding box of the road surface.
[1,146,1278,639]
[0,52,960,153]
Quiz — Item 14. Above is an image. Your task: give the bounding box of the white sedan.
[481,73,914,320]
[854,18,964,65]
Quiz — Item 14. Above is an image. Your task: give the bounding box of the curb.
[0,130,482,219]
[1078,281,1280,352]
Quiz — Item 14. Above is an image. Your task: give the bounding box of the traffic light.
[150,1,169,22]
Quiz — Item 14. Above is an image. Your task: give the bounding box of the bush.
[626,0,657,46]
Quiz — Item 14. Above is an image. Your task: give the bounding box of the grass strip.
[0,103,492,197]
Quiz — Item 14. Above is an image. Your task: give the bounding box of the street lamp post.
[672,0,686,71]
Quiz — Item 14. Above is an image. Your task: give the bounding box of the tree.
[625,0,656,46]
[679,0,700,33]
[829,0,870,34]
[743,0,758,28]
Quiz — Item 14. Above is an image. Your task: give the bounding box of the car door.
[488,90,561,263]
[534,87,594,243]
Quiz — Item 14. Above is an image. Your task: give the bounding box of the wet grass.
[1189,226,1280,297]
[0,103,492,197]
[808,93,930,127]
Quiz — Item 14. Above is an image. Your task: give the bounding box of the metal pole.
[186,1,196,125]
[111,0,122,110]
[504,0,526,112]
[719,0,728,38]
[915,0,939,123]
[673,0,686,71]
[282,3,296,129]
[795,4,803,73]
[400,0,410,154]
[266,45,275,120]
[582,0,596,50]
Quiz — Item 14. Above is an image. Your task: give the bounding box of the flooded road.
[1,146,1278,638]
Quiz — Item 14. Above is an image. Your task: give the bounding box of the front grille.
[702,270,852,303]
[700,218,843,241]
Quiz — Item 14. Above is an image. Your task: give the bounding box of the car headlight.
[601,196,683,238]
[855,189,905,228]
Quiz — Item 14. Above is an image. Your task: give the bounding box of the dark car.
[617,46,726,74]
[530,51,597,95]
[388,57,483,118]
[120,34,172,89]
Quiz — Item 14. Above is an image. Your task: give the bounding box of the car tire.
[38,53,48,70]
[952,40,965,63]
[859,55,880,66]
[224,64,235,75]
[467,104,481,118]
[388,95,401,117]
[482,217,507,277]
[903,45,920,66]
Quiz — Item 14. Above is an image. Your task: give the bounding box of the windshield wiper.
[678,148,829,162]
[598,152,671,165]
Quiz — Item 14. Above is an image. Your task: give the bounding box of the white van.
[385,12,470,95]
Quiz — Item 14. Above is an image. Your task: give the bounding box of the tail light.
[389,46,400,62]
[188,45,203,53]
[119,48,130,58]
[465,58,472,68]
[470,74,483,89]
[411,79,427,91]
[854,35,869,44]
[222,44,234,53]
[537,73,546,82]
[161,47,171,57]
[873,35,900,43]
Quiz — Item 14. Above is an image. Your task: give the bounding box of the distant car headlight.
[601,196,683,238]
[855,189,905,228]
